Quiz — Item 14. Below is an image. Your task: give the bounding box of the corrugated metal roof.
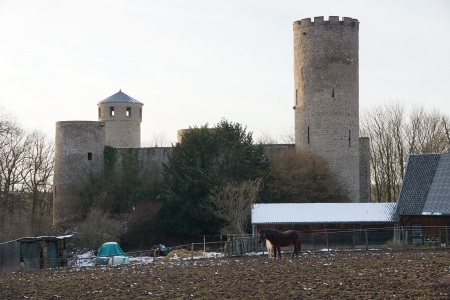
[98,90,143,105]
[251,203,397,224]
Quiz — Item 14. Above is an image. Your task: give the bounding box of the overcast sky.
[1,0,449,145]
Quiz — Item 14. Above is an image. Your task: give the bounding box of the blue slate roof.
[98,90,143,105]
[396,153,450,216]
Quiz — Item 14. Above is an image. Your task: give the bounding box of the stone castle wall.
[293,16,361,202]
[53,16,371,225]
[359,137,371,202]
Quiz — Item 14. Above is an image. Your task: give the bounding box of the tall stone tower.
[97,90,143,148]
[53,121,106,225]
[293,16,360,202]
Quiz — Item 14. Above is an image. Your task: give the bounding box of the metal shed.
[0,235,72,274]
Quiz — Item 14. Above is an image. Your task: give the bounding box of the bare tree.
[361,102,450,203]
[208,178,263,234]
[279,125,295,144]
[0,116,29,214]
[142,132,172,147]
[21,130,54,233]
[255,131,278,144]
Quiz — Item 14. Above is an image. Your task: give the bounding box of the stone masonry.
[293,16,361,202]
[54,18,371,224]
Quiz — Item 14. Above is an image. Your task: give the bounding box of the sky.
[1,0,449,145]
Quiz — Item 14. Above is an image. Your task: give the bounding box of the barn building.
[252,203,397,250]
[252,152,450,249]
[395,152,450,245]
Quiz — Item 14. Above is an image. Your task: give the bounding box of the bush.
[77,208,124,252]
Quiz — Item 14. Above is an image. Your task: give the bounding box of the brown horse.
[258,229,301,259]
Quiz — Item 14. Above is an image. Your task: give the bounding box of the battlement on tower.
[294,16,359,29]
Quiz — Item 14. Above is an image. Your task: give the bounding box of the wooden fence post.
[191,243,194,260]
[365,230,369,251]
[446,226,449,248]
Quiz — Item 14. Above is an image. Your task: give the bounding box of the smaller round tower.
[98,90,143,148]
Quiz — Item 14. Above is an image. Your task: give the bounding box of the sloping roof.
[397,153,450,216]
[98,90,143,105]
[251,203,397,224]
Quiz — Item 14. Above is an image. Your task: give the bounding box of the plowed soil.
[2,249,450,299]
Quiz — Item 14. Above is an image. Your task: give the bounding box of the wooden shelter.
[0,235,72,274]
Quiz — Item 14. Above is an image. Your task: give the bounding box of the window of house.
[88,152,92,160]
[110,107,115,117]
[126,107,131,117]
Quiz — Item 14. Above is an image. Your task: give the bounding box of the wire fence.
[7,226,450,273]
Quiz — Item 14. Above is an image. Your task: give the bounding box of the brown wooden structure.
[0,235,72,274]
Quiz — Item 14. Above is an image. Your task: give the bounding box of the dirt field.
[1,248,450,299]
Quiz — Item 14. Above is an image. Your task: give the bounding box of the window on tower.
[307,126,310,144]
[348,130,351,147]
[126,107,131,117]
[98,107,101,118]
[110,107,115,117]
[88,152,93,160]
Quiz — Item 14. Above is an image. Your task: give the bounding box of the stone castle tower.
[293,16,369,202]
[97,90,143,148]
[53,121,106,225]
[53,91,143,225]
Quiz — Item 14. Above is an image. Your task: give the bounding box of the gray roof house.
[396,153,450,217]
[395,153,450,244]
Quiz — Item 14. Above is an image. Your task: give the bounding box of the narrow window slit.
[332,88,335,98]
[307,126,310,144]
[348,130,351,147]
[88,152,93,160]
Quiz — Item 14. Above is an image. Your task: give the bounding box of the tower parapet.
[294,16,359,28]
[293,16,360,202]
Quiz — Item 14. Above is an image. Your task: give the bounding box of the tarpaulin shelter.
[94,242,130,265]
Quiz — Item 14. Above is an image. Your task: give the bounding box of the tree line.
[0,107,54,242]
[2,102,449,249]
[361,102,450,203]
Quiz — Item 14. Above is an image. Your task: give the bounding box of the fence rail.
[3,226,449,274]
